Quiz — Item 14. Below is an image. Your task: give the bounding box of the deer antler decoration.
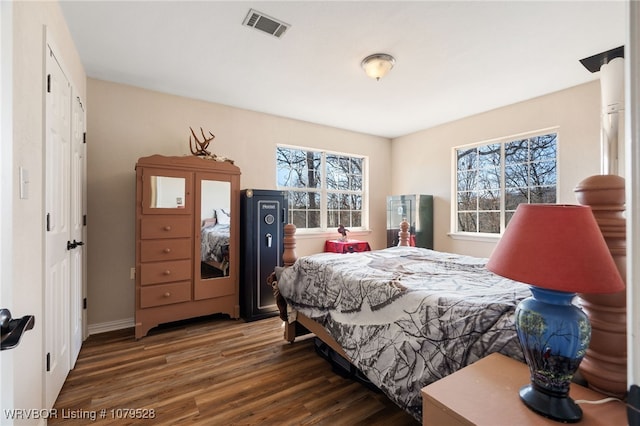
[189,127,215,157]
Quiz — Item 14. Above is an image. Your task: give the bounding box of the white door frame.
[0,1,15,423]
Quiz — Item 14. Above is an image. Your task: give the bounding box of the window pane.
[529,160,556,186]
[340,193,351,209]
[505,189,528,210]
[477,167,500,190]
[457,170,477,191]
[478,144,500,168]
[529,134,557,161]
[352,211,362,227]
[458,212,477,232]
[350,157,363,174]
[478,212,500,233]
[457,148,477,171]
[351,194,362,210]
[350,174,362,191]
[505,139,529,164]
[457,191,477,211]
[326,154,345,190]
[327,209,340,228]
[530,186,556,203]
[291,210,307,228]
[327,193,339,209]
[505,163,528,187]
[308,210,320,228]
[288,190,306,209]
[478,190,500,210]
[339,211,351,227]
[505,210,516,227]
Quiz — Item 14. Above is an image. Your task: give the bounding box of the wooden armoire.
[135,155,240,338]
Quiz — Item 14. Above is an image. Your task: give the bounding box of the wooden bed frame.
[203,258,229,276]
[269,192,627,419]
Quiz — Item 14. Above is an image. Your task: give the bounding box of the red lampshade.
[486,204,624,294]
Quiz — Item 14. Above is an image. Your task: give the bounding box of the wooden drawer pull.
[163,248,171,253]
[163,292,171,298]
[163,270,171,275]
[163,225,172,231]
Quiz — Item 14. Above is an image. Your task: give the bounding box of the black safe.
[240,189,288,321]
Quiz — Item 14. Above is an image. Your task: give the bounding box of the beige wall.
[391,81,601,258]
[86,78,391,327]
[11,0,86,418]
[86,79,602,330]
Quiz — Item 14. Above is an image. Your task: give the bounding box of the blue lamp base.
[519,384,582,423]
[515,286,592,423]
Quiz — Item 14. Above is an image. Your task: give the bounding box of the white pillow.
[216,208,231,225]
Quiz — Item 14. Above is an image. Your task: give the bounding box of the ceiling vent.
[243,9,289,38]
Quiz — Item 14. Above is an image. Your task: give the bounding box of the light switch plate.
[19,167,29,199]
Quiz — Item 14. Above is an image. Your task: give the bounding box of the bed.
[200,208,231,276]
[271,222,530,421]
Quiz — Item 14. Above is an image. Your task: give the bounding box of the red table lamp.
[486,204,624,422]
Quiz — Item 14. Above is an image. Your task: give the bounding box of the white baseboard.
[87,317,134,335]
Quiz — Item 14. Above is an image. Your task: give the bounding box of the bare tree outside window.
[277,147,366,231]
[455,132,557,234]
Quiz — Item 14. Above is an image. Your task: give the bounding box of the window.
[276,146,367,231]
[455,131,557,235]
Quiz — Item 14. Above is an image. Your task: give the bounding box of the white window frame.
[450,128,559,240]
[276,144,369,235]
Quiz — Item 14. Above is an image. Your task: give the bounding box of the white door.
[44,45,71,408]
[69,95,85,368]
[69,97,86,368]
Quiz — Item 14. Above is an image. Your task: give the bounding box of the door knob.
[1,308,35,351]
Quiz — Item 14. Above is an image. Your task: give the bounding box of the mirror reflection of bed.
[200,181,231,280]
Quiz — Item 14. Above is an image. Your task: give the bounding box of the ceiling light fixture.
[361,53,395,81]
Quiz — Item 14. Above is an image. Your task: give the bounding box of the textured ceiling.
[59,1,626,138]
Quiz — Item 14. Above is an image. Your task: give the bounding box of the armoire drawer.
[141,217,191,239]
[140,259,191,285]
[140,238,192,262]
[140,281,191,308]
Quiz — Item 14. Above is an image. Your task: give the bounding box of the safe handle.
[266,233,273,248]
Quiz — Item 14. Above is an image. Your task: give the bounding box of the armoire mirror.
[141,167,193,216]
[149,176,186,208]
[199,179,231,280]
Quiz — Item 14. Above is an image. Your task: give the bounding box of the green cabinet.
[386,194,433,249]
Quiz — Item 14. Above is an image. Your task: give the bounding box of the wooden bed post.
[282,223,297,267]
[398,220,410,246]
[282,223,298,342]
[574,174,627,398]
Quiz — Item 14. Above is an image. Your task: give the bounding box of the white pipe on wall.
[626,0,639,392]
[600,57,625,176]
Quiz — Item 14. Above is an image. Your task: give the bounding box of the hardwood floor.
[51,315,419,425]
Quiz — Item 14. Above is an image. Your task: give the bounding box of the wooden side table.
[324,239,371,254]
[422,353,627,425]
